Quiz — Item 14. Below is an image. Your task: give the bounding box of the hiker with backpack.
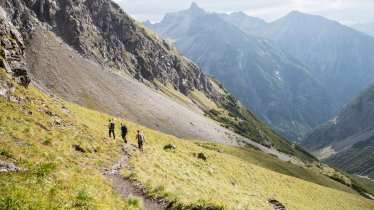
[121,123,128,144]
[136,130,145,151]
[108,119,115,139]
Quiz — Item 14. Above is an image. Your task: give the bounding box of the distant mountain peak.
[189,2,205,13]
[230,11,248,17]
[284,10,310,19]
[227,11,266,24]
[282,10,329,22]
[288,10,303,15]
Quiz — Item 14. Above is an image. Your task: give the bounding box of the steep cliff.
[0,6,30,92]
[7,0,215,97]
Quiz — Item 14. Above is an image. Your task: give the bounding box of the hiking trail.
[103,146,168,210]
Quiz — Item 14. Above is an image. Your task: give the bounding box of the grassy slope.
[0,76,136,209]
[194,142,355,193]
[155,76,315,162]
[325,136,374,179]
[1,74,373,209]
[125,135,374,209]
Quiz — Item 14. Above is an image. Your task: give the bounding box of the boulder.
[1,49,10,59]
[73,144,86,153]
[0,161,28,172]
[1,38,12,49]
[197,152,207,161]
[163,144,177,150]
[1,59,12,74]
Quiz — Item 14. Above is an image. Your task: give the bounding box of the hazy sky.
[113,0,374,25]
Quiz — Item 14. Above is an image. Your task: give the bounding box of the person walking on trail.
[108,119,115,139]
[136,130,144,151]
[121,123,128,144]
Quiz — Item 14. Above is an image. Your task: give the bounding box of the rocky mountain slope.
[1,1,374,208]
[11,0,215,98]
[1,0,315,161]
[225,10,374,107]
[302,83,374,153]
[352,22,374,38]
[146,3,337,141]
[302,83,374,178]
[0,6,30,90]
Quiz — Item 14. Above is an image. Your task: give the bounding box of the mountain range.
[146,3,338,141]
[145,3,374,183]
[1,0,374,208]
[223,10,374,106]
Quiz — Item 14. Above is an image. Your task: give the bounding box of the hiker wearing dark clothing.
[121,123,128,143]
[136,130,144,151]
[108,119,115,139]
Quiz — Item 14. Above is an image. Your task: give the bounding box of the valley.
[1,0,374,209]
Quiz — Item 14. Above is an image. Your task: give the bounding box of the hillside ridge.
[2,0,316,161]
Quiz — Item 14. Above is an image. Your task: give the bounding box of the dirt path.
[103,150,168,210]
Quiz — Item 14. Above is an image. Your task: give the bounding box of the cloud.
[113,0,374,25]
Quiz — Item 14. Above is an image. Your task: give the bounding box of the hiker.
[121,123,128,144]
[108,119,115,139]
[136,130,144,151]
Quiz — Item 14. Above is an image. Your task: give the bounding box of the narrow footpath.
[103,147,168,210]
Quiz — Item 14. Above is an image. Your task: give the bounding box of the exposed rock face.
[302,83,374,153]
[6,0,215,97]
[0,7,30,87]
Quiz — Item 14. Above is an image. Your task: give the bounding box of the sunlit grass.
[124,134,374,209]
[1,75,373,209]
[0,78,128,209]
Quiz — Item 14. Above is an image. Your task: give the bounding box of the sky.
[113,0,374,25]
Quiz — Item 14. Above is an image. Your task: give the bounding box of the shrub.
[0,148,13,159]
[36,163,57,178]
[209,109,220,117]
[127,196,141,208]
[0,195,23,210]
[43,138,52,146]
[74,189,93,208]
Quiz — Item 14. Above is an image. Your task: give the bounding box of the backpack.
[121,125,127,134]
[138,133,144,142]
[109,122,115,130]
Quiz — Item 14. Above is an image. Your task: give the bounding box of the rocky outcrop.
[0,7,30,88]
[0,160,28,172]
[5,0,215,98]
